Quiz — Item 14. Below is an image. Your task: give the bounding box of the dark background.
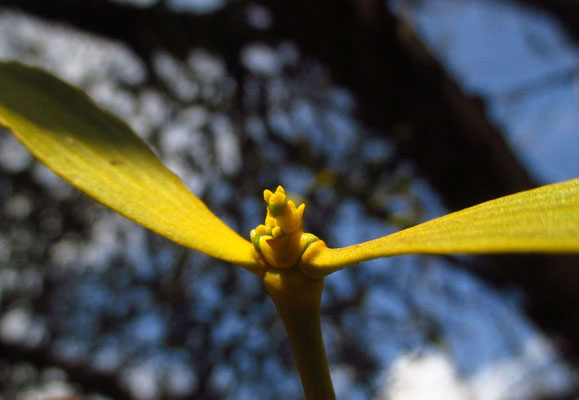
[0,0,578,399]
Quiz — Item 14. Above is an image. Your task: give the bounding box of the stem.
[264,268,336,400]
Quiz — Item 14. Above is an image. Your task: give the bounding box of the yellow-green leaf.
[303,178,579,276]
[0,62,259,272]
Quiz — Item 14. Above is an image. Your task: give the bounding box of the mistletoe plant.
[1,62,578,399]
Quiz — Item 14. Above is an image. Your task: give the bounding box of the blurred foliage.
[0,0,577,399]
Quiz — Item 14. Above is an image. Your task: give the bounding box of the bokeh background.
[0,0,578,399]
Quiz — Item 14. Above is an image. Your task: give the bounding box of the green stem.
[264,268,336,400]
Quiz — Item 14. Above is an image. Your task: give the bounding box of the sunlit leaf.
[304,178,579,275]
[0,62,259,272]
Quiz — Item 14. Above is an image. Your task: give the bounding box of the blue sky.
[392,0,579,182]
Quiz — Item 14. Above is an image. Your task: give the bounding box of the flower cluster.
[251,186,319,269]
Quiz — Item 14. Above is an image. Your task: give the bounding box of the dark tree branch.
[255,0,537,209]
